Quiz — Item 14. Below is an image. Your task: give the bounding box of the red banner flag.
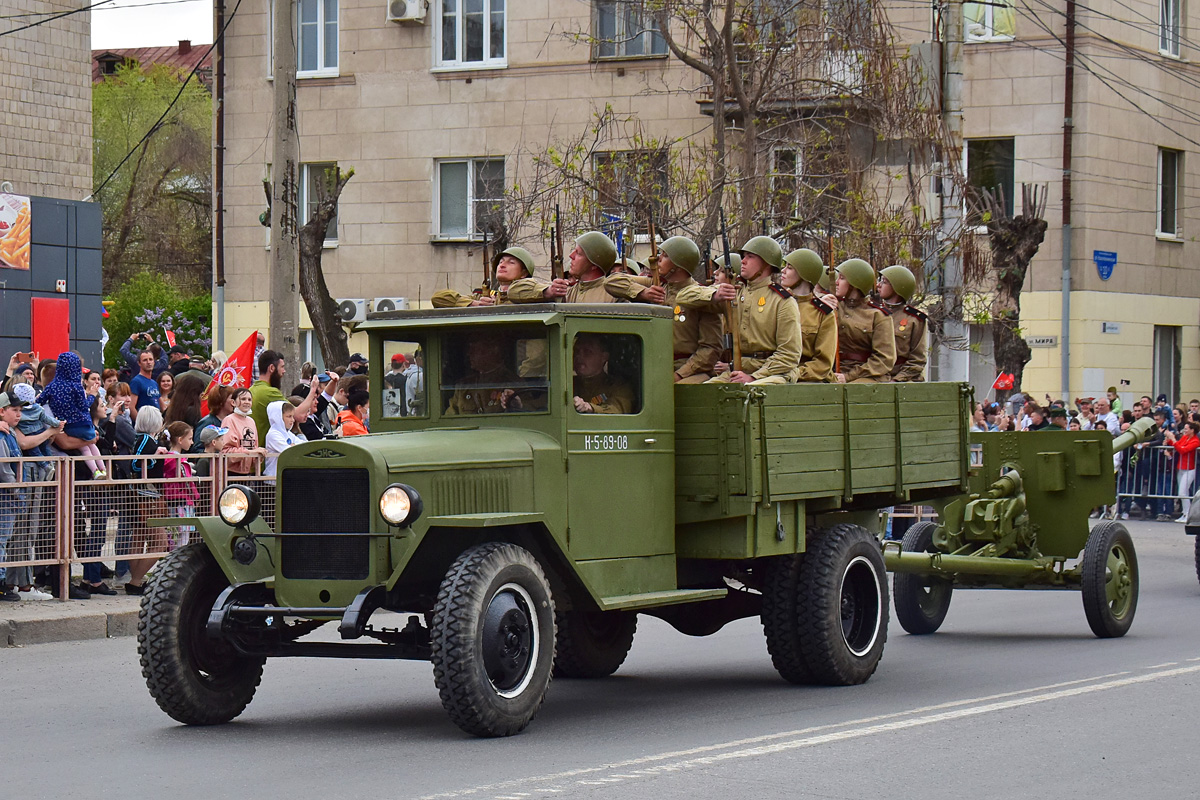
[164,329,177,347]
[992,372,1015,391]
[200,330,258,415]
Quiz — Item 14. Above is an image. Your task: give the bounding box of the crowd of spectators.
[969,386,1200,523]
[0,333,398,603]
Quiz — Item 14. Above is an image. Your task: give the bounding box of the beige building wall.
[221,0,707,321]
[0,0,93,199]
[963,0,1200,401]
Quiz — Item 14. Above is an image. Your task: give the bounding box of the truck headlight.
[380,483,423,527]
[219,485,260,527]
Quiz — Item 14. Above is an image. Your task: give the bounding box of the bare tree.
[297,166,354,369]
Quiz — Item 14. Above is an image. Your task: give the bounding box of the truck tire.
[430,543,556,737]
[1081,521,1138,638]
[553,609,636,678]
[1194,533,1199,587]
[795,523,888,685]
[760,554,814,684]
[137,543,265,725]
[892,521,953,635]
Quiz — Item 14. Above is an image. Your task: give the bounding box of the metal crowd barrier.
[0,452,274,600]
[1114,444,1197,519]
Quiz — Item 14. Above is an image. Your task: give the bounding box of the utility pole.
[269,0,301,372]
[937,0,970,383]
[1060,0,1076,402]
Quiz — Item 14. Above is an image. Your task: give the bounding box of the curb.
[2,599,141,647]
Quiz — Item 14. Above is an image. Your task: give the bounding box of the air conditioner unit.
[386,0,426,24]
[373,297,409,313]
[336,298,368,323]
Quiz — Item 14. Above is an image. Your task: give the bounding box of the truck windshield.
[441,325,550,415]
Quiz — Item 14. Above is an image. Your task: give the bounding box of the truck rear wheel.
[138,543,265,725]
[430,543,556,737]
[554,609,636,678]
[1194,533,1199,587]
[1081,521,1138,638]
[795,523,888,685]
[892,521,953,635]
[761,554,814,684]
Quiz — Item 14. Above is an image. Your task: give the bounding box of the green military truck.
[138,303,971,737]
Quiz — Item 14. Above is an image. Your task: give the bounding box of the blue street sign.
[1094,250,1117,280]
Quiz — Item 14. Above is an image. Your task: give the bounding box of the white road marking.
[419,663,1200,800]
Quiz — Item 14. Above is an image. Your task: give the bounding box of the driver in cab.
[572,334,634,415]
[444,337,522,415]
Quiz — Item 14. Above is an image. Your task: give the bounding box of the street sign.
[1101,322,1121,334]
[1094,250,1117,280]
[1027,335,1058,347]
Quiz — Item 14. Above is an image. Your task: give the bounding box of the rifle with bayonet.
[476,230,493,299]
[647,209,660,287]
[550,204,564,281]
[827,218,840,375]
[719,208,742,373]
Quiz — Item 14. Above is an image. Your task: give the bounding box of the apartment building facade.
[218,0,1199,403]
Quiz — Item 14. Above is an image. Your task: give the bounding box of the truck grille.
[280,468,371,581]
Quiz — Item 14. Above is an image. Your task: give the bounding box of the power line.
[92,0,244,199]
[1,0,203,21]
[0,0,115,36]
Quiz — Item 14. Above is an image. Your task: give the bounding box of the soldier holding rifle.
[431,247,538,308]
[780,248,837,383]
[823,258,896,384]
[606,235,724,384]
[508,231,622,304]
[678,236,802,385]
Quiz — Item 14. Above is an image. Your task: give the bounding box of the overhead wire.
[0,0,115,36]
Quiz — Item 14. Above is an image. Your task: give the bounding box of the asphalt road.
[4,521,1198,799]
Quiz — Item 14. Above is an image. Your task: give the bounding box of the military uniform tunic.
[507,275,618,304]
[573,373,635,414]
[430,289,515,308]
[880,301,927,382]
[678,274,802,384]
[790,292,838,383]
[444,367,522,415]
[835,298,896,384]
[605,274,724,383]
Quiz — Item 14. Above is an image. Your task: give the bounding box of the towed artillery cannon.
[886,416,1157,638]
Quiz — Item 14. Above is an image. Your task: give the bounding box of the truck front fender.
[153,515,276,586]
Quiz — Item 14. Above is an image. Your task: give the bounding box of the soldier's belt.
[673,352,693,360]
[743,351,774,360]
[840,351,871,363]
[895,357,909,366]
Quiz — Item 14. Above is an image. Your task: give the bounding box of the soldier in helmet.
[432,246,537,308]
[780,248,837,383]
[876,264,927,383]
[824,258,896,384]
[606,235,725,383]
[677,236,802,385]
[508,231,621,304]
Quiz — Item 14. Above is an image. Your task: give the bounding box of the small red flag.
[992,372,1015,391]
[200,330,258,415]
[164,330,177,347]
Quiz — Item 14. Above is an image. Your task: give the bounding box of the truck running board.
[598,588,728,611]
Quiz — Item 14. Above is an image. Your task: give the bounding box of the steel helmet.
[836,258,876,295]
[783,248,825,285]
[659,236,701,273]
[739,235,783,270]
[575,231,618,272]
[817,270,832,292]
[879,264,917,302]
[712,253,742,274]
[495,246,535,277]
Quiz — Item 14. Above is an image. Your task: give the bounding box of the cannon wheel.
[553,609,637,678]
[138,544,265,725]
[794,523,888,686]
[892,521,953,635]
[430,542,556,737]
[1081,521,1138,638]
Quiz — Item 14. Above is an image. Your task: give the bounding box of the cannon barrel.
[1112,417,1157,452]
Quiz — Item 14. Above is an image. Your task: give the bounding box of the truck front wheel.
[554,609,637,678]
[795,524,889,685]
[137,544,265,725]
[430,543,556,737]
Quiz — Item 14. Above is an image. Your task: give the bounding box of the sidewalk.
[1,594,142,647]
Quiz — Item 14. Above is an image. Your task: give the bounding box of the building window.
[1153,325,1180,404]
[300,163,339,245]
[965,137,1015,226]
[769,147,802,229]
[435,158,505,240]
[1158,148,1182,237]
[297,0,338,76]
[1160,0,1181,56]
[594,1,666,59]
[964,0,1015,41]
[436,0,506,69]
[593,150,669,236]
